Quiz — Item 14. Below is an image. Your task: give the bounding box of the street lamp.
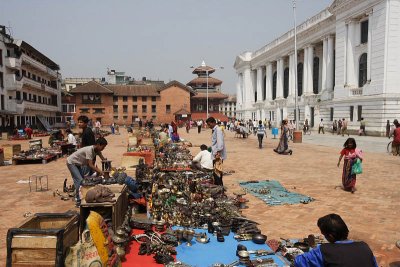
[293,0,299,130]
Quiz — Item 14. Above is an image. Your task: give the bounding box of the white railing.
[22,77,44,90]
[21,54,58,78]
[350,88,363,96]
[45,84,59,95]
[20,101,59,112]
[4,57,22,69]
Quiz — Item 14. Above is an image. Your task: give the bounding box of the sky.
[1,0,332,94]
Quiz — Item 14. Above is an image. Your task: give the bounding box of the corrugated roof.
[106,84,162,96]
[70,81,113,94]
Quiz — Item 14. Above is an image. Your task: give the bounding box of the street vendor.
[66,137,108,207]
[294,213,378,267]
[192,144,213,171]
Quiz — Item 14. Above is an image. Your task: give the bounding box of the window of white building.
[359,53,368,87]
[360,20,368,44]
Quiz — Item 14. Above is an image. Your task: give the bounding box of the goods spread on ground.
[7,128,325,267]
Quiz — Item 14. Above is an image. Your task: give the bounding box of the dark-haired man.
[78,115,95,148]
[206,116,226,186]
[294,213,378,267]
[192,144,213,171]
[66,137,108,207]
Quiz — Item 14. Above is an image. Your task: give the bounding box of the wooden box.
[29,139,43,150]
[6,212,80,267]
[80,185,128,232]
[3,144,22,160]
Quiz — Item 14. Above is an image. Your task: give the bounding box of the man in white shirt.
[192,144,213,171]
[197,120,203,134]
[66,129,77,146]
[318,118,325,134]
[206,117,227,186]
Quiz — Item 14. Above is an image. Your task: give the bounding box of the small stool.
[29,175,48,192]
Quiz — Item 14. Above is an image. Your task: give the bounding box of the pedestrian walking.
[386,120,391,138]
[392,119,400,156]
[197,120,203,134]
[256,120,267,149]
[332,120,338,134]
[359,118,366,136]
[337,119,342,135]
[337,138,363,193]
[341,118,349,136]
[318,119,325,134]
[206,117,226,186]
[273,119,292,155]
[185,120,190,133]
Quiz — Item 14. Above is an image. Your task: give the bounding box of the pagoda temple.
[187,61,228,121]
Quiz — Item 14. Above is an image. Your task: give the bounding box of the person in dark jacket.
[294,213,378,267]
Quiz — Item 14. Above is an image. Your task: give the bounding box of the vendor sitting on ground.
[239,123,249,138]
[66,137,108,207]
[191,144,213,171]
[48,130,64,147]
[294,213,378,267]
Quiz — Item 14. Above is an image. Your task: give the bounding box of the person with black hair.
[294,213,377,267]
[77,115,95,148]
[206,117,226,186]
[337,138,363,193]
[192,144,213,171]
[66,137,108,207]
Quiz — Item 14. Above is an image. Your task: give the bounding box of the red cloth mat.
[122,229,175,267]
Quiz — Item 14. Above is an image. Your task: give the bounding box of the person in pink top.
[337,138,363,193]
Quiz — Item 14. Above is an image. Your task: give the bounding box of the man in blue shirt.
[294,214,378,267]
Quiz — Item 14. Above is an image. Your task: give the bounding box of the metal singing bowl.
[237,250,250,258]
[252,233,267,244]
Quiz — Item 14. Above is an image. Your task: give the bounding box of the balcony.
[5,74,23,90]
[16,100,59,113]
[21,54,58,78]
[22,76,45,91]
[44,84,59,95]
[4,56,22,69]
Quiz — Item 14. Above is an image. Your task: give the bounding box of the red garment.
[24,127,33,138]
[393,127,400,144]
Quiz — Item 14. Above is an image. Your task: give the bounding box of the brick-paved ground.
[0,127,399,266]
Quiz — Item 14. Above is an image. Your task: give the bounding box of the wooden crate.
[80,185,128,232]
[6,212,80,267]
[3,144,22,160]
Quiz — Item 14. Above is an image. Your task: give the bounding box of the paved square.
[0,128,399,266]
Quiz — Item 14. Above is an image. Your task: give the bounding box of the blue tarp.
[175,227,289,266]
[239,180,314,206]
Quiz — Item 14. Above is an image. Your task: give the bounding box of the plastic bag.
[65,230,103,267]
[352,158,363,174]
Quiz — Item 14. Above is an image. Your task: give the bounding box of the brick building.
[68,80,194,125]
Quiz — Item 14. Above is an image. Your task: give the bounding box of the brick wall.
[157,85,191,124]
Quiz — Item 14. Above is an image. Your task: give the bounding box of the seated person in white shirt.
[192,144,213,171]
[66,129,77,146]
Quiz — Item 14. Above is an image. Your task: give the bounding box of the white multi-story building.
[0,25,61,131]
[219,94,237,119]
[234,0,400,135]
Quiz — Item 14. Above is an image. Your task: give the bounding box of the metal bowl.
[252,233,267,244]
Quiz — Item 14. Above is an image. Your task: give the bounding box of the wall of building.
[157,85,191,123]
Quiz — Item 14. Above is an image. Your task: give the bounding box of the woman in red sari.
[337,138,363,193]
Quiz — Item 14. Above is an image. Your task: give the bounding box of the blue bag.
[352,158,363,174]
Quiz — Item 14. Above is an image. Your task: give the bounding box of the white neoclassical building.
[234,0,400,135]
